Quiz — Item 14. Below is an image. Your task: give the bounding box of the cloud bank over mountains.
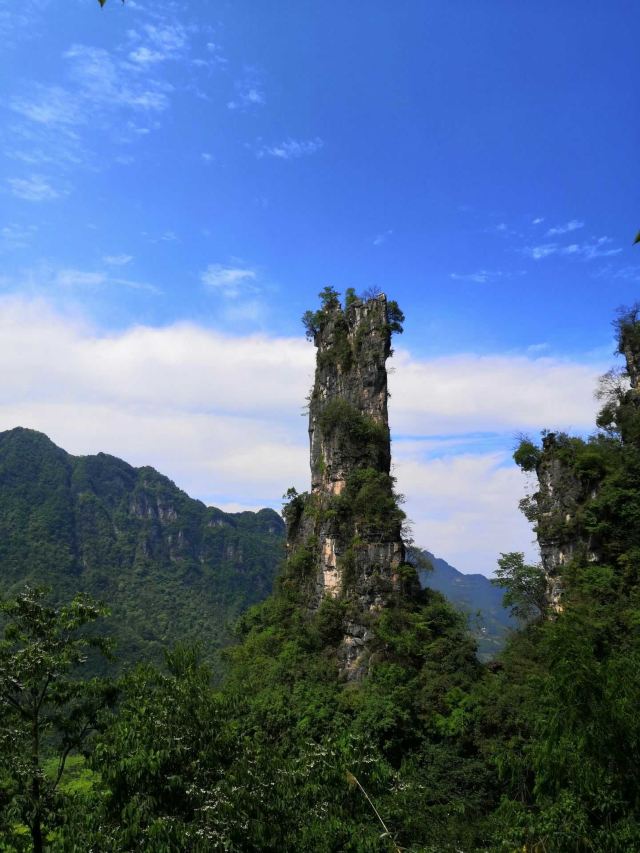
[0,296,605,575]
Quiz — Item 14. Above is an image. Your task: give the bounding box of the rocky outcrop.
[522,309,640,612]
[531,433,597,611]
[285,291,412,678]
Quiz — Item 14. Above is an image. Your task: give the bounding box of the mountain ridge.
[418,549,515,659]
[0,426,285,671]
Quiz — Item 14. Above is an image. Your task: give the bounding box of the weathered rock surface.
[532,433,597,611]
[285,293,413,678]
[527,310,640,611]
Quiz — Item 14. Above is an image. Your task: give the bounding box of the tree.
[492,552,547,621]
[0,587,113,852]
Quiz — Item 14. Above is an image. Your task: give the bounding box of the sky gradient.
[1,0,639,574]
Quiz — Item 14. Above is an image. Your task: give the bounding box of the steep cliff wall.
[283,290,414,678]
[526,433,598,611]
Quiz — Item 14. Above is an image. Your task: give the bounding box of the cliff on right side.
[514,304,640,613]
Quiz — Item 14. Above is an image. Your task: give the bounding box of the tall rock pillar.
[283,290,411,677]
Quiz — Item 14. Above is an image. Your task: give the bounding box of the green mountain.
[418,550,515,659]
[0,427,285,671]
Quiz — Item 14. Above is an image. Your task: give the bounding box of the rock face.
[524,308,640,612]
[284,292,412,678]
[531,433,597,612]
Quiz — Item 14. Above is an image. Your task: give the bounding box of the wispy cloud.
[11,85,80,127]
[545,219,584,237]
[203,41,227,67]
[0,263,160,296]
[449,269,524,284]
[593,264,640,283]
[127,22,189,66]
[103,254,133,266]
[373,229,393,246]
[6,15,198,181]
[144,230,179,243]
[256,137,323,160]
[65,44,172,114]
[0,0,50,45]
[524,236,621,262]
[532,217,544,225]
[201,264,257,297]
[7,174,64,201]
[523,243,558,260]
[0,223,38,251]
[227,72,265,110]
[561,237,621,260]
[54,267,159,293]
[484,221,521,238]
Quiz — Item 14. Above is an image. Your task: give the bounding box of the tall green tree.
[492,551,547,622]
[0,587,113,852]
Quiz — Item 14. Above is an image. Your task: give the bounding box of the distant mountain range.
[419,551,515,659]
[0,428,514,667]
[0,428,285,672]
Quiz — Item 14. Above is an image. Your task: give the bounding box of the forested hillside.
[0,427,284,670]
[419,551,515,659]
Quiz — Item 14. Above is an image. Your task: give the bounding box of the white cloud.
[7,24,189,177]
[11,85,80,126]
[373,229,393,246]
[53,267,159,293]
[449,270,521,284]
[532,217,544,225]
[102,254,133,266]
[0,296,312,507]
[560,236,621,260]
[256,137,323,160]
[0,297,607,574]
[7,174,63,201]
[64,44,172,114]
[394,448,536,574]
[127,22,189,66]
[594,264,640,283]
[0,223,37,251]
[523,243,558,260]
[389,348,601,435]
[227,75,265,111]
[524,236,621,262]
[3,264,158,294]
[201,264,257,297]
[546,219,584,236]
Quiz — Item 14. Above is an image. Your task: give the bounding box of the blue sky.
[1,0,639,574]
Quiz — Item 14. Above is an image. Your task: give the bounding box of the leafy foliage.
[0,587,113,851]
[493,552,547,622]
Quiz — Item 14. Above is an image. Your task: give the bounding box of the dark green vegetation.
[0,428,284,673]
[0,589,113,852]
[418,550,515,660]
[3,299,640,851]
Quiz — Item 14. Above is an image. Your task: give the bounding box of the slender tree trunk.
[31,809,43,853]
[31,707,43,853]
